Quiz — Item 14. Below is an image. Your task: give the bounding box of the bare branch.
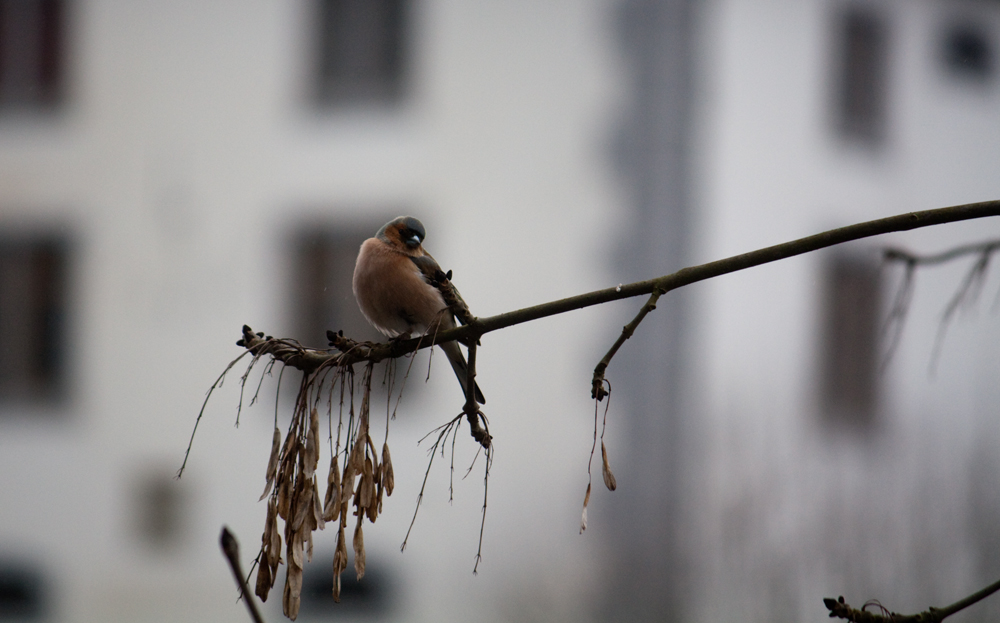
[825,574,1000,622]
[237,200,1000,380]
[220,526,267,623]
[881,238,1000,372]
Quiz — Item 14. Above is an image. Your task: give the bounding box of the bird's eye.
[402,229,421,248]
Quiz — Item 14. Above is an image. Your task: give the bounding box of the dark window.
[819,252,881,427]
[291,223,385,348]
[833,6,889,144]
[314,0,406,106]
[299,552,394,614]
[0,0,64,109]
[942,22,993,82]
[0,562,45,619]
[0,235,68,403]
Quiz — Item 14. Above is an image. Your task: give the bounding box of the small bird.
[353,216,485,404]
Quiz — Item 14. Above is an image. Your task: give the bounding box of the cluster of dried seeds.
[254,365,394,620]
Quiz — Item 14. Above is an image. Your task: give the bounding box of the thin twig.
[177,351,250,478]
[881,239,1000,373]
[592,290,661,400]
[473,443,492,575]
[401,416,462,551]
[220,526,266,623]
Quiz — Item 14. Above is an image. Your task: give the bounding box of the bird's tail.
[439,340,486,405]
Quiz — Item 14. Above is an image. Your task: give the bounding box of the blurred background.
[1,0,1000,621]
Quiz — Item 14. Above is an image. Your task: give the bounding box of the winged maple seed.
[252,363,395,619]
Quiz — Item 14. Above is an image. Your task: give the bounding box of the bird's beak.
[408,235,421,247]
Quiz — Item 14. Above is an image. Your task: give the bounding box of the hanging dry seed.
[353,516,366,579]
[266,500,281,571]
[323,457,341,522]
[255,557,272,602]
[332,522,348,602]
[381,442,394,495]
[304,409,319,480]
[291,481,311,532]
[260,427,282,501]
[580,483,592,534]
[359,457,374,510]
[282,561,302,620]
[311,476,324,530]
[601,441,617,491]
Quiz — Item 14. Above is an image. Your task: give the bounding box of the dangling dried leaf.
[282,562,302,620]
[381,442,394,496]
[353,518,366,579]
[259,427,282,501]
[332,524,347,602]
[289,529,304,570]
[323,458,341,522]
[601,442,617,491]
[332,563,342,603]
[265,498,281,570]
[255,558,272,601]
[580,483,592,534]
[359,457,374,510]
[350,423,367,470]
[312,476,324,530]
[277,473,292,520]
[280,426,298,462]
[268,525,281,571]
[304,409,319,480]
[367,490,379,523]
[292,480,313,531]
[343,440,360,488]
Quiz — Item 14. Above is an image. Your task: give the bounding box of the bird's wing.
[408,254,445,283]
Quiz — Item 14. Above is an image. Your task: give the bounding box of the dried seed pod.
[580,483,592,534]
[367,485,379,522]
[348,432,366,476]
[289,528,304,570]
[304,409,320,480]
[265,498,281,570]
[332,524,347,602]
[260,427,282,501]
[282,562,302,621]
[323,458,341,522]
[312,476,324,530]
[277,471,292,520]
[255,558,272,602]
[280,426,298,463]
[353,517,366,579]
[601,442,617,491]
[367,435,379,476]
[359,457,374,509]
[381,442,394,496]
[291,480,313,531]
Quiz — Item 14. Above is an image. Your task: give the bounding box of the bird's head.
[377,216,426,252]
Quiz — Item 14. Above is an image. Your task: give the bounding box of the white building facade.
[1,1,999,622]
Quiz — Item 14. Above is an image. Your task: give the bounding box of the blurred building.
[1,1,1000,622]
[606,1,1000,622]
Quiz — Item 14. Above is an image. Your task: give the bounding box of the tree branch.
[239,200,1000,376]
[824,574,1000,622]
[220,526,267,623]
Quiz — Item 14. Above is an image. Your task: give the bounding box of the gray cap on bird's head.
[377,216,426,249]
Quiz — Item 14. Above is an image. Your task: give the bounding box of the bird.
[352,216,485,404]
